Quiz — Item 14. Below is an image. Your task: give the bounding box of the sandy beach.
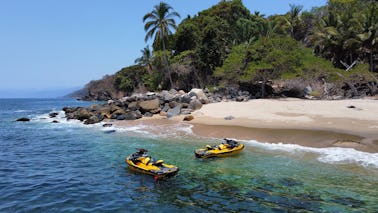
[119,98,378,153]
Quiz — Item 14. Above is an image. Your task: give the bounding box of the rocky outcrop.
[16,117,30,122]
[63,88,213,125]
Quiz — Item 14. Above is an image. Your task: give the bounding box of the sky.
[0,0,327,97]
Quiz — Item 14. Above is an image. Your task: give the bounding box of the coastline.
[116,98,378,153]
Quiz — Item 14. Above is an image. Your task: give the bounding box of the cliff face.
[68,75,125,101]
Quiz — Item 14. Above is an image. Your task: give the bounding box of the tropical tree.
[285,4,303,40]
[134,45,153,73]
[143,2,180,88]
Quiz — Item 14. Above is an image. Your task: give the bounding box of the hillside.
[70,0,378,101]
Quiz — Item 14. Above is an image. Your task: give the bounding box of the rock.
[123,111,142,120]
[16,117,30,122]
[224,116,235,120]
[144,112,153,117]
[116,114,126,120]
[62,107,76,113]
[159,111,167,116]
[103,123,112,127]
[84,115,103,124]
[169,89,178,94]
[162,104,170,112]
[189,88,208,101]
[99,107,112,119]
[110,109,126,119]
[183,115,194,121]
[347,105,356,109]
[75,107,92,121]
[189,99,203,110]
[51,120,59,123]
[49,112,59,118]
[160,90,176,102]
[179,94,192,104]
[128,101,138,111]
[167,105,182,118]
[139,98,160,113]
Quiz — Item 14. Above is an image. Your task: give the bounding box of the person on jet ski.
[222,138,238,148]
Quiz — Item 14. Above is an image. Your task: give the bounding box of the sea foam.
[243,140,378,169]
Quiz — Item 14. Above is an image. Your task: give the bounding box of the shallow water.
[1,99,377,212]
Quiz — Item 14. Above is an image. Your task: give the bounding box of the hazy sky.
[0,0,327,92]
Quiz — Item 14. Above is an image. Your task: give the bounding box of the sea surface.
[0,98,377,212]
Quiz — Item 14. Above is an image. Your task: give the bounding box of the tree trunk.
[162,38,173,88]
[369,49,374,72]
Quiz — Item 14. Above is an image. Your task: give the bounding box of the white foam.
[14,110,31,113]
[243,140,378,168]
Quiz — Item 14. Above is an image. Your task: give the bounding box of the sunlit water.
[1,99,377,212]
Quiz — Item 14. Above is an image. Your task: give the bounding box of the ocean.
[0,99,377,212]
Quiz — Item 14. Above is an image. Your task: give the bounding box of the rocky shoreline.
[63,88,212,125]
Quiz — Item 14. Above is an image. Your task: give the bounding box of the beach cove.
[2,98,378,212]
[117,98,378,153]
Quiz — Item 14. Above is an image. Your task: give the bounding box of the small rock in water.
[347,105,356,108]
[49,112,59,118]
[224,116,235,120]
[16,117,30,122]
[51,120,59,123]
[102,123,112,127]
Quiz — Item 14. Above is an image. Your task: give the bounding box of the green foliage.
[114,65,159,94]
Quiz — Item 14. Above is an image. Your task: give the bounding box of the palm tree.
[135,45,153,73]
[143,2,180,88]
[285,4,303,39]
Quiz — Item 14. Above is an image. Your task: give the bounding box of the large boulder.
[189,88,209,104]
[98,107,112,119]
[74,108,92,121]
[139,98,160,113]
[167,104,182,118]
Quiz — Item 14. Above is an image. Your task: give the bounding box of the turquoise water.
[0,99,377,212]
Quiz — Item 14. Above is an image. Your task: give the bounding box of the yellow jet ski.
[195,139,244,158]
[125,149,179,179]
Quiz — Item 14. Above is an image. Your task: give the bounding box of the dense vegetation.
[78,0,377,100]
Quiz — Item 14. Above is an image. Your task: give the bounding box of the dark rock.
[169,101,180,108]
[167,105,182,118]
[116,114,126,120]
[123,111,142,120]
[179,94,192,104]
[144,112,153,117]
[102,123,113,127]
[162,104,170,112]
[183,115,194,121]
[84,115,102,124]
[51,120,59,123]
[62,107,76,113]
[224,116,235,120]
[347,105,356,109]
[49,112,59,118]
[16,117,30,122]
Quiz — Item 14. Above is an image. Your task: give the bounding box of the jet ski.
[194,139,244,158]
[125,149,179,179]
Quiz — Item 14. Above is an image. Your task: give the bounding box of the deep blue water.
[1,99,377,212]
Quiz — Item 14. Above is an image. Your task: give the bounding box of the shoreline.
[115,98,378,153]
